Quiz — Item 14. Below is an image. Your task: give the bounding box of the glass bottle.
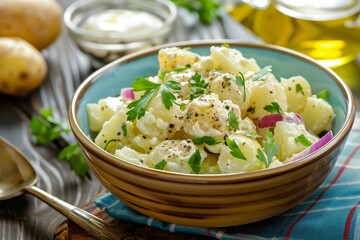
[228,0,360,68]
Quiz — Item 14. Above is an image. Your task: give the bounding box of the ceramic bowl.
[63,0,177,68]
[69,40,355,227]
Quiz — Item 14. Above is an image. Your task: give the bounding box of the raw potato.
[0,0,62,50]
[0,37,47,96]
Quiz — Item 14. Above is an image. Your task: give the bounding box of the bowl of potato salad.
[69,41,355,227]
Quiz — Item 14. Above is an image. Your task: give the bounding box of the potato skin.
[0,37,47,96]
[0,0,62,50]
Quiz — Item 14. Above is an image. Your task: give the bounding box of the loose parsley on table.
[29,108,88,177]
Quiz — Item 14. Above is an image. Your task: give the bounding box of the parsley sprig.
[189,72,209,100]
[127,77,186,121]
[29,108,88,177]
[256,129,279,168]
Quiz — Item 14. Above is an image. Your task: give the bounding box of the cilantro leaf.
[235,72,246,102]
[58,143,88,177]
[253,65,272,81]
[295,134,313,147]
[316,90,329,100]
[188,149,202,174]
[225,137,247,160]
[228,109,239,130]
[192,136,219,145]
[155,159,167,170]
[189,72,209,100]
[257,129,279,168]
[263,102,284,114]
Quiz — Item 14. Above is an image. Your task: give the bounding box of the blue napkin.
[94,112,360,240]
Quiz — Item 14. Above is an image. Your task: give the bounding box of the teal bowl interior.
[76,42,350,140]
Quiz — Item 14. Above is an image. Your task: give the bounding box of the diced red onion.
[253,112,304,129]
[121,87,135,100]
[291,130,333,161]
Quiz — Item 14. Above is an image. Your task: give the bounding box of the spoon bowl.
[0,137,131,240]
[0,138,38,200]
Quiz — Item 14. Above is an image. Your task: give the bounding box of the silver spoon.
[0,137,133,240]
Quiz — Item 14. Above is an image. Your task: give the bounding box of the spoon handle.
[24,185,137,240]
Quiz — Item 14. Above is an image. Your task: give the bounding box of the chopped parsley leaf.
[188,149,202,174]
[225,137,247,160]
[263,102,284,114]
[155,159,167,170]
[295,134,313,147]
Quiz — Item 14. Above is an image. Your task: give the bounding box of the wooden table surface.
[1,1,359,240]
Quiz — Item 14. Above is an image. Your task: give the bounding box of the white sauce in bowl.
[81,9,163,34]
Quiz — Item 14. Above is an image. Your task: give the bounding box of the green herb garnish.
[228,109,239,130]
[121,124,128,137]
[242,132,261,140]
[171,0,221,24]
[225,137,247,160]
[30,108,88,177]
[263,102,284,114]
[104,139,118,151]
[127,78,185,121]
[188,149,202,174]
[295,134,312,147]
[159,65,190,81]
[256,129,279,168]
[221,43,230,48]
[155,159,167,170]
[295,83,304,96]
[192,136,219,145]
[30,108,70,144]
[58,143,88,177]
[235,72,246,102]
[253,65,272,81]
[316,90,329,100]
[189,72,209,100]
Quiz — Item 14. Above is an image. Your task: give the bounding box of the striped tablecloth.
[95,112,360,240]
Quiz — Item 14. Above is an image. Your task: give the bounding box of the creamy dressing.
[81,9,163,34]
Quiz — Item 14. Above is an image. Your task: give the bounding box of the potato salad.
[87,46,335,174]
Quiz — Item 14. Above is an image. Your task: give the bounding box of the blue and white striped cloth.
[95,112,360,240]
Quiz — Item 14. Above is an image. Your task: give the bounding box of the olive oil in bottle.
[228,0,360,68]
